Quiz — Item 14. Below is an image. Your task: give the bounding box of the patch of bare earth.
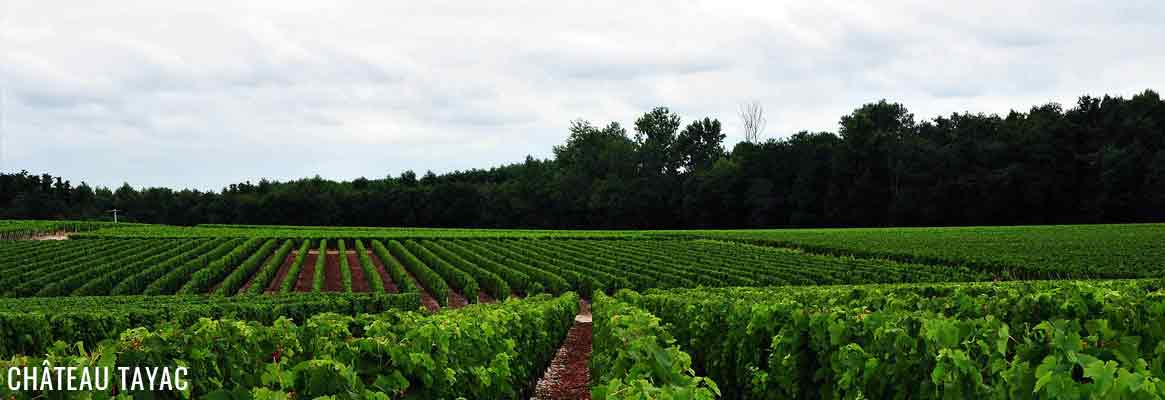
[367,250,400,293]
[265,252,298,293]
[32,232,70,241]
[402,269,441,312]
[533,299,592,400]
[294,252,319,292]
[237,252,280,294]
[324,250,343,292]
[347,251,370,292]
[449,290,469,309]
[478,290,496,304]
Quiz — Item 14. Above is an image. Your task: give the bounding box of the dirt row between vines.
[237,249,285,294]
[199,246,590,398]
[401,268,443,312]
[323,250,344,292]
[346,252,371,292]
[368,251,401,294]
[275,249,442,312]
[533,299,592,400]
[449,290,469,308]
[196,247,519,315]
[264,253,298,293]
[293,252,319,292]
[226,248,478,314]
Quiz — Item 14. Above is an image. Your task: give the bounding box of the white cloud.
[1,0,1163,189]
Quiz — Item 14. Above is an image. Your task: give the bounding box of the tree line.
[4,90,1164,229]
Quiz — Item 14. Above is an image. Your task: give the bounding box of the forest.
[4,89,1164,229]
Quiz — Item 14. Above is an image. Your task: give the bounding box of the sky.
[1,1,1162,190]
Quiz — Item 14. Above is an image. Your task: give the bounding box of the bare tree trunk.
[739,101,766,143]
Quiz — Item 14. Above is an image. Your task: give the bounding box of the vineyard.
[0,221,1163,398]
[0,220,131,240]
[677,224,1165,279]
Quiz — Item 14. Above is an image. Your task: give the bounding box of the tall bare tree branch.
[739,101,766,143]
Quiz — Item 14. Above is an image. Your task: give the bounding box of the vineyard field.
[0,220,1162,398]
[71,224,645,239]
[671,223,1165,279]
[599,279,1165,398]
[0,237,981,299]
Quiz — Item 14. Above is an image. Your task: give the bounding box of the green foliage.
[206,238,281,296]
[458,240,567,294]
[478,239,604,295]
[421,239,511,299]
[313,239,328,292]
[278,239,313,293]
[10,223,1165,399]
[370,240,417,293]
[73,224,643,239]
[0,219,130,239]
[8,90,1165,229]
[681,223,1165,279]
[385,239,450,306]
[244,239,297,295]
[74,238,224,296]
[404,239,479,303]
[0,293,421,357]
[133,238,244,295]
[353,239,385,292]
[614,279,1165,399]
[338,240,353,293]
[175,238,270,295]
[1,239,143,296]
[0,293,577,399]
[591,291,720,399]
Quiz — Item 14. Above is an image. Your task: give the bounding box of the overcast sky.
[1,1,1162,190]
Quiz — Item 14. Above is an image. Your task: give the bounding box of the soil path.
[347,252,370,292]
[532,299,592,400]
[31,232,70,241]
[449,289,469,309]
[238,252,279,294]
[478,291,496,304]
[403,269,441,312]
[324,250,343,292]
[265,252,298,293]
[294,252,319,292]
[367,250,400,293]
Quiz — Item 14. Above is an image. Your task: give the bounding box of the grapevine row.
[611,279,1165,399]
[0,237,987,299]
[0,293,577,398]
[0,292,422,357]
[277,239,312,293]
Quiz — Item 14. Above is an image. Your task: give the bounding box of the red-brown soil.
[265,252,298,293]
[347,252,370,292]
[294,252,319,292]
[367,250,400,293]
[419,291,441,312]
[324,250,343,292]
[532,300,592,400]
[238,251,280,294]
[478,290,496,304]
[449,290,469,308]
[402,269,441,312]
